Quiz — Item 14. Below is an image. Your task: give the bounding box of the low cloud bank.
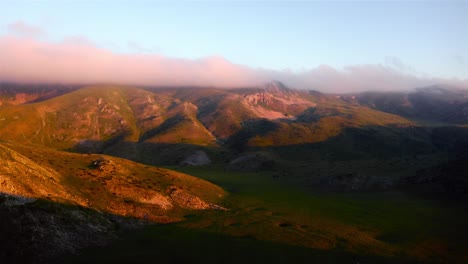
[0,35,466,93]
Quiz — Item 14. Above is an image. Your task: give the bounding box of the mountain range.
[1,81,468,263]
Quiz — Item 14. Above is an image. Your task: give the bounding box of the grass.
[172,166,468,263]
[64,222,417,264]
[64,165,468,264]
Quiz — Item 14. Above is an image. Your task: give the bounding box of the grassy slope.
[246,104,412,147]
[143,101,216,145]
[178,167,468,263]
[0,86,140,149]
[0,85,414,151]
[1,142,226,223]
[198,95,260,139]
[0,85,219,150]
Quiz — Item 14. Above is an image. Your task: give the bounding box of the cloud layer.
[0,28,466,93]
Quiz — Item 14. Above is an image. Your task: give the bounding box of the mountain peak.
[263,81,289,92]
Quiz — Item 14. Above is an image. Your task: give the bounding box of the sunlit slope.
[0,86,138,149]
[153,82,412,144]
[192,84,319,139]
[0,85,218,149]
[0,83,414,159]
[0,142,226,222]
[229,103,412,147]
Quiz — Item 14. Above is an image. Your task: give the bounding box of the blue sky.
[0,1,467,91]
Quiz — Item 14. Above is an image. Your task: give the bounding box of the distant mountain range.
[352,85,468,125]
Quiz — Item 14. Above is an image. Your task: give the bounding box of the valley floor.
[61,166,468,264]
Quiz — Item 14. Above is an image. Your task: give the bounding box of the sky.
[0,0,467,92]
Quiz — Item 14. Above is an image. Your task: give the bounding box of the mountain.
[352,85,468,125]
[1,82,466,170]
[2,82,465,189]
[2,82,468,184]
[2,82,468,264]
[0,86,218,152]
[0,82,413,152]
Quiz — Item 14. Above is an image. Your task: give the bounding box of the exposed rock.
[240,82,315,120]
[137,193,173,210]
[89,159,119,172]
[168,186,211,209]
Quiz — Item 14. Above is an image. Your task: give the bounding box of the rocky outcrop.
[168,186,211,209]
[241,82,315,120]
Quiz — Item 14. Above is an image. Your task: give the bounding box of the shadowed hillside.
[352,86,468,125]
